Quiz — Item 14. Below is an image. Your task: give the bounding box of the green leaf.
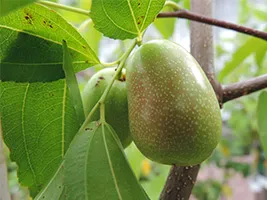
[64,122,149,200]
[0,80,80,196]
[257,91,267,157]
[90,0,165,40]
[238,0,250,24]
[154,0,178,39]
[79,20,102,56]
[251,5,267,21]
[183,0,190,10]
[0,0,36,17]
[34,163,64,200]
[218,37,266,82]
[0,3,99,82]
[255,44,267,69]
[62,40,85,127]
[125,143,145,178]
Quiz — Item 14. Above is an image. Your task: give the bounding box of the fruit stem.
[100,103,105,122]
[164,1,182,11]
[79,39,137,131]
[99,39,137,104]
[38,1,90,16]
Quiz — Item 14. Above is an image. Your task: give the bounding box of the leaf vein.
[21,83,38,186]
[102,123,123,200]
[100,0,137,35]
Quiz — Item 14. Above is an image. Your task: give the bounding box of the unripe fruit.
[126,40,222,165]
[82,67,132,148]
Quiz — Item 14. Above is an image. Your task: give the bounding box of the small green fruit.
[126,40,222,165]
[82,67,132,148]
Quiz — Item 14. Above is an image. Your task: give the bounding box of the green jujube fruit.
[126,40,222,165]
[82,67,132,148]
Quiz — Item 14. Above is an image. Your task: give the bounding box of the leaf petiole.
[79,39,137,131]
[38,1,90,16]
[164,1,182,11]
[100,103,105,122]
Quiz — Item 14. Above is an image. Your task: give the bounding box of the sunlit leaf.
[90,0,165,40]
[0,0,36,17]
[218,37,266,82]
[255,44,267,70]
[183,0,190,10]
[125,143,145,178]
[0,3,99,82]
[238,0,250,24]
[251,5,267,21]
[80,21,102,55]
[257,91,267,157]
[154,0,180,39]
[64,121,149,200]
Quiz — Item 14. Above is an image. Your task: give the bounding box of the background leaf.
[255,44,267,71]
[0,80,80,197]
[64,122,149,200]
[154,0,179,39]
[0,0,36,17]
[0,3,99,82]
[218,37,266,82]
[257,91,267,157]
[80,21,102,56]
[90,0,165,40]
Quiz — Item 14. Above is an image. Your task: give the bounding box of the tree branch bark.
[223,74,267,103]
[160,1,219,200]
[0,120,11,200]
[160,165,200,200]
[158,9,267,41]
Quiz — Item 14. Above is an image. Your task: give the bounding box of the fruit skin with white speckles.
[82,67,132,148]
[126,40,222,165]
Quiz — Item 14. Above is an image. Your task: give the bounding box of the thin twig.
[223,74,267,103]
[158,9,267,41]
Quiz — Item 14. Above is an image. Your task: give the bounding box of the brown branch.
[223,74,267,103]
[160,165,200,200]
[158,10,267,41]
